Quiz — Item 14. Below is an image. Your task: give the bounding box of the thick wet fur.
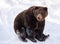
[14,6,48,42]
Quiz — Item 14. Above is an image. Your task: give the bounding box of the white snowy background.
[0,0,60,44]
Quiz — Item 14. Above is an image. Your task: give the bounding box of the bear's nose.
[44,7,47,11]
[37,16,42,20]
[37,17,40,20]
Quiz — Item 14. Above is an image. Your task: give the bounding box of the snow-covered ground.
[0,0,60,44]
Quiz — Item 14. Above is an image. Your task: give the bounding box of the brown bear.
[14,6,49,42]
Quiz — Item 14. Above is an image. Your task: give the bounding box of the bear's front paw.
[36,34,49,41]
[39,34,49,41]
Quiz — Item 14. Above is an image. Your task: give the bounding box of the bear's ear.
[26,6,39,15]
[34,7,39,10]
[28,6,39,12]
[28,6,36,12]
[26,6,36,15]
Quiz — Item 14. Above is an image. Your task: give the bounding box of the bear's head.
[28,6,48,21]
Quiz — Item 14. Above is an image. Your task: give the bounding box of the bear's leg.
[14,23,27,42]
[35,29,49,41]
[16,27,27,42]
[26,27,36,42]
[35,20,49,41]
[19,27,27,42]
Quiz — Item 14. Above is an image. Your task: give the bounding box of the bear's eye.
[35,7,39,10]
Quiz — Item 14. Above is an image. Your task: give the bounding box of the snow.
[0,0,60,44]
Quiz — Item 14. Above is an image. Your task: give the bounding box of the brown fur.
[14,6,48,42]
